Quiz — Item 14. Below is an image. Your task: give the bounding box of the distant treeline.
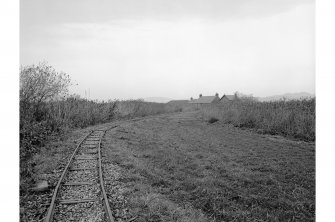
[199,97,315,142]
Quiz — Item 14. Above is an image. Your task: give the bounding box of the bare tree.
[20,62,71,118]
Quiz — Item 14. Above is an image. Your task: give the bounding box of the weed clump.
[208,117,219,124]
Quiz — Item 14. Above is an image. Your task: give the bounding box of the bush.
[20,63,71,161]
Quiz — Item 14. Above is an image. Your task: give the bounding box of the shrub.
[20,63,71,161]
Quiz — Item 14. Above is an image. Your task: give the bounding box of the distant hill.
[143,97,174,103]
[257,92,314,102]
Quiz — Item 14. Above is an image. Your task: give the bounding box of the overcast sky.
[21,0,314,100]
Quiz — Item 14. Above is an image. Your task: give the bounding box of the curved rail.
[45,131,93,222]
[44,129,115,222]
[98,130,114,222]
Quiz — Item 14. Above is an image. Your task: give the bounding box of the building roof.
[167,100,189,104]
[189,96,217,104]
[221,95,235,101]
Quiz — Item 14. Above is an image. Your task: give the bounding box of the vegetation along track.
[45,127,116,222]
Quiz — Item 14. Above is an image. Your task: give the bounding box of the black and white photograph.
[4,0,328,221]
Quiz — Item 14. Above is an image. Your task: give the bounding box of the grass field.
[101,112,315,221]
[20,111,315,221]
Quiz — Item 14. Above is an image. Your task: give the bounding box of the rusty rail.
[98,130,114,222]
[44,131,92,222]
[44,128,115,222]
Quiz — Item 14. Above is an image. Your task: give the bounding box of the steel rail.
[44,131,93,222]
[44,125,119,221]
[98,130,114,222]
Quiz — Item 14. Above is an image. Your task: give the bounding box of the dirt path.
[101,111,315,221]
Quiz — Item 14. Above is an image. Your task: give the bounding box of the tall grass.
[21,96,170,156]
[200,98,315,141]
[115,100,166,118]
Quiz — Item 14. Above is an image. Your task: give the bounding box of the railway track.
[44,128,115,222]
